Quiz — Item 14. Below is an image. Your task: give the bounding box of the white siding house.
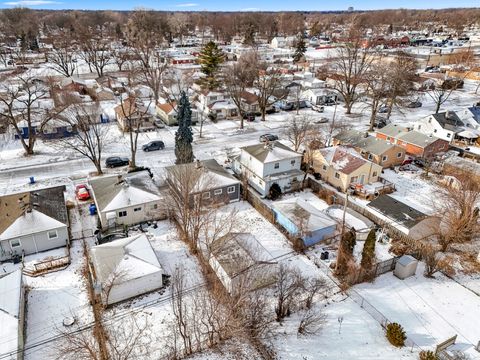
[232,141,303,197]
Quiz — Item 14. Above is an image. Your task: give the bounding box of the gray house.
[0,186,69,261]
[166,159,241,205]
[89,171,165,230]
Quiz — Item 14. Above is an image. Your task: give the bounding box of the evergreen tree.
[174,91,194,165]
[293,34,307,63]
[361,229,376,269]
[198,41,224,90]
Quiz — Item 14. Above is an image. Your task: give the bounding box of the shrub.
[419,350,438,360]
[269,183,282,200]
[361,229,376,270]
[386,322,406,347]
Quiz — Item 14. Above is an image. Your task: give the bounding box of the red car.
[75,184,90,201]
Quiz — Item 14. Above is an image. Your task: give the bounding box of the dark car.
[378,105,389,113]
[142,140,165,152]
[96,231,127,245]
[259,134,279,142]
[241,111,256,121]
[105,156,129,168]
[406,101,422,108]
[374,116,389,129]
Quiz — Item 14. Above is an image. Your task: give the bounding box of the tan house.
[312,146,383,192]
[114,97,154,132]
[333,129,406,168]
[156,102,198,126]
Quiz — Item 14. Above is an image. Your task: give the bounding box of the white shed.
[394,255,418,280]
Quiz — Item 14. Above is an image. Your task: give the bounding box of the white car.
[311,104,325,113]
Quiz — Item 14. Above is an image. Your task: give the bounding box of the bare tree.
[275,264,305,321]
[49,36,78,77]
[297,308,326,336]
[364,61,390,131]
[327,30,375,114]
[52,103,110,175]
[78,29,113,77]
[254,65,286,121]
[284,114,313,152]
[425,81,460,114]
[0,76,55,155]
[304,277,327,310]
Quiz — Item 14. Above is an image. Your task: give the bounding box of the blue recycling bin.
[89,203,97,215]
[29,176,35,184]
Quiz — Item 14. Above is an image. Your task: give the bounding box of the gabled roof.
[431,111,465,131]
[241,141,300,163]
[0,209,66,241]
[240,91,259,105]
[90,234,162,284]
[0,185,67,241]
[156,102,175,114]
[367,195,426,229]
[376,124,444,148]
[89,171,162,213]
[0,270,22,357]
[335,130,399,156]
[318,146,369,174]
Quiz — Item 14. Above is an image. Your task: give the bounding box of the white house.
[270,36,296,49]
[0,270,25,360]
[413,111,466,143]
[302,88,338,106]
[89,234,163,305]
[0,186,69,261]
[196,89,238,120]
[232,141,303,197]
[88,171,165,230]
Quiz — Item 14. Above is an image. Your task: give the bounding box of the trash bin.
[89,203,97,215]
[324,251,329,260]
[320,252,326,260]
[29,176,35,184]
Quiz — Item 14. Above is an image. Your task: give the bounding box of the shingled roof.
[319,146,368,175]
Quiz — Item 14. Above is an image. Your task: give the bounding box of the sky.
[0,0,479,11]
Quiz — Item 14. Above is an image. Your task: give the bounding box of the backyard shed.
[394,255,418,280]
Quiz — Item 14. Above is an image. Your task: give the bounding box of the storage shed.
[394,255,418,280]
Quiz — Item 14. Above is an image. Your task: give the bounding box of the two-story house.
[196,89,238,120]
[232,141,303,197]
[312,146,383,192]
[155,102,198,126]
[413,111,465,143]
[333,129,406,168]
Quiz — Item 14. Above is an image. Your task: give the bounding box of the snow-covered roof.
[272,197,337,232]
[0,270,22,358]
[103,185,161,213]
[0,209,66,241]
[318,146,370,175]
[90,234,162,284]
[241,141,300,163]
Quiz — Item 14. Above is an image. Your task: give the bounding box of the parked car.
[241,111,256,121]
[154,118,165,128]
[96,231,128,245]
[142,140,165,152]
[259,134,279,142]
[378,105,389,113]
[75,184,90,201]
[413,158,427,168]
[265,107,276,115]
[105,156,129,168]
[311,104,325,113]
[406,101,422,108]
[315,117,329,124]
[374,116,389,129]
[321,99,337,106]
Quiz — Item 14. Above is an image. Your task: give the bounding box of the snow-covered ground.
[355,262,480,359]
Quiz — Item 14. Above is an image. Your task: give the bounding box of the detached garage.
[89,234,163,306]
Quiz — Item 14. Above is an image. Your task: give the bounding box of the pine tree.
[198,41,224,90]
[361,229,376,269]
[386,322,406,347]
[293,35,307,63]
[174,91,194,165]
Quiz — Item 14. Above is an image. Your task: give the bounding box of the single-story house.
[0,186,69,261]
[333,129,406,168]
[0,270,25,360]
[302,88,338,106]
[376,124,449,159]
[209,232,277,294]
[88,171,165,230]
[367,195,439,240]
[312,146,383,192]
[272,197,337,246]
[166,159,241,205]
[89,234,163,305]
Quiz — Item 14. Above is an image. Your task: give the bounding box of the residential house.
[155,102,198,126]
[114,97,155,132]
[376,123,449,159]
[88,171,165,230]
[209,233,277,294]
[166,159,241,205]
[0,270,25,360]
[368,195,439,240]
[302,88,338,105]
[196,89,238,120]
[333,129,406,168]
[0,186,69,261]
[312,146,383,192]
[272,197,337,246]
[270,36,295,48]
[413,111,467,142]
[89,234,163,305]
[232,141,303,198]
[240,91,260,113]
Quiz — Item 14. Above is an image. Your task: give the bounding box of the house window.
[386,136,391,141]
[290,160,296,165]
[372,171,378,177]
[48,230,58,240]
[434,129,437,133]
[322,165,327,171]
[227,186,235,194]
[274,163,280,169]
[397,152,403,158]
[214,189,223,195]
[334,172,340,179]
[134,207,142,212]
[259,180,264,185]
[350,176,358,183]
[447,133,451,138]
[382,155,388,162]
[428,119,432,123]
[151,204,158,210]
[118,210,127,217]
[202,192,211,199]
[368,154,373,160]
[418,125,422,130]
[10,239,21,248]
